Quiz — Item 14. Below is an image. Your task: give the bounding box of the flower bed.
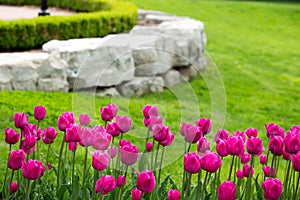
[0,0,137,51]
[1,104,300,199]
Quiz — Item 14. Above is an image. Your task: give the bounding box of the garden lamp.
[38,0,50,16]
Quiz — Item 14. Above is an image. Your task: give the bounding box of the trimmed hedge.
[0,0,137,51]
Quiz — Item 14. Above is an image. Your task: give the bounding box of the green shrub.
[0,0,137,51]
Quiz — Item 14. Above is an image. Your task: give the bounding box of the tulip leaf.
[255,174,264,200]
[57,184,71,199]
[168,176,178,190]
[158,175,170,199]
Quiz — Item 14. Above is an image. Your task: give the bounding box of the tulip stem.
[82,146,88,190]
[71,143,76,195]
[93,170,99,200]
[3,144,12,197]
[154,144,160,170]
[284,160,291,199]
[228,155,235,181]
[185,173,192,200]
[158,147,165,185]
[145,129,150,146]
[181,170,186,199]
[19,133,23,149]
[109,137,114,173]
[271,155,276,178]
[36,120,40,160]
[57,131,66,190]
[196,169,202,200]
[245,155,254,200]
[117,165,128,200]
[25,179,31,200]
[151,138,155,170]
[187,143,191,153]
[294,172,300,200]
[201,171,209,200]
[275,156,280,177]
[45,144,50,181]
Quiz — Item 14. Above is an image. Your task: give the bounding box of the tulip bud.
[21,159,45,180]
[200,151,222,173]
[115,116,131,133]
[265,123,284,138]
[246,137,263,155]
[131,188,143,200]
[106,122,121,137]
[183,125,202,144]
[10,182,18,193]
[92,151,109,171]
[260,154,267,165]
[243,164,254,177]
[57,112,75,131]
[195,118,212,135]
[197,137,210,153]
[119,139,139,166]
[240,153,251,164]
[245,128,258,138]
[168,189,180,200]
[227,136,244,156]
[34,105,46,121]
[214,129,229,142]
[236,169,244,179]
[184,152,201,174]
[263,166,275,177]
[65,124,81,143]
[4,128,20,145]
[142,105,159,118]
[261,178,283,200]
[95,175,116,195]
[13,112,28,129]
[79,114,90,126]
[269,136,284,156]
[106,146,117,158]
[136,170,156,193]
[216,139,228,157]
[217,181,236,200]
[8,150,25,170]
[146,142,153,152]
[159,132,175,147]
[292,151,300,172]
[116,175,126,187]
[68,142,79,152]
[79,127,94,147]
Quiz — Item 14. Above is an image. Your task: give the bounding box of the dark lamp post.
[38,0,50,16]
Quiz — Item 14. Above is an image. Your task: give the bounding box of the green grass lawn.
[0,0,300,190]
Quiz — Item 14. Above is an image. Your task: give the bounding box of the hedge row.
[0,0,137,51]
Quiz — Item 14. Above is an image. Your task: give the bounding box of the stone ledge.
[0,9,207,96]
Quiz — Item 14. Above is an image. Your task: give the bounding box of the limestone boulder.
[116,77,164,96]
[161,69,185,88]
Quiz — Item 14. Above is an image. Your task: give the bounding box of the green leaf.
[255,174,264,200]
[158,175,170,199]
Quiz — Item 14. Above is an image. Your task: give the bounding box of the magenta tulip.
[142,105,159,118]
[195,118,211,135]
[22,160,45,180]
[21,141,35,155]
[136,170,156,193]
[10,182,18,193]
[233,131,246,142]
[106,122,121,137]
[292,151,300,172]
[92,151,109,171]
[240,153,251,164]
[284,133,300,154]
[263,166,275,177]
[93,128,112,150]
[13,112,28,129]
[41,127,57,144]
[283,149,291,161]
[119,139,139,165]
[57,112,75,131]
[245,128,258,138]
[152,124,169,142]
[22,135,37,149]
[79,114,90,126]
[214,129,229,142]
[216,139,228,157]
[4,128,20,144]
[184,152,201,174]
[243,164,254,177]
[131,188,143,200]
[34,105,46,121]
[144,116,163,130]
[200,151,222,173]
[21,124,37,137]
[168,189,180,200]
[106,146,117,158]
[260,154,267,165]
[159,132,175,147]
[227,135,244,156]
[100,104,118,122]
[146,141,153,152]
[217,181,236,200]
[236,169,244,179]
[183,125,202,144]
[180,123,193,136]
[269,136,284,156]
[116,175,126,187]
[65,124,81,143]
[95,175,116,195]
[115,116,131,133]
[261,178,283,200]
[246,136,263,155]
[8,150,25,170]
[265,123,284,138]
[68,142,79,152]
[79,127,94,147]
[197,137,210,153]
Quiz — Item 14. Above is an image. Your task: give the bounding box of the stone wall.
[0,9,207,96]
